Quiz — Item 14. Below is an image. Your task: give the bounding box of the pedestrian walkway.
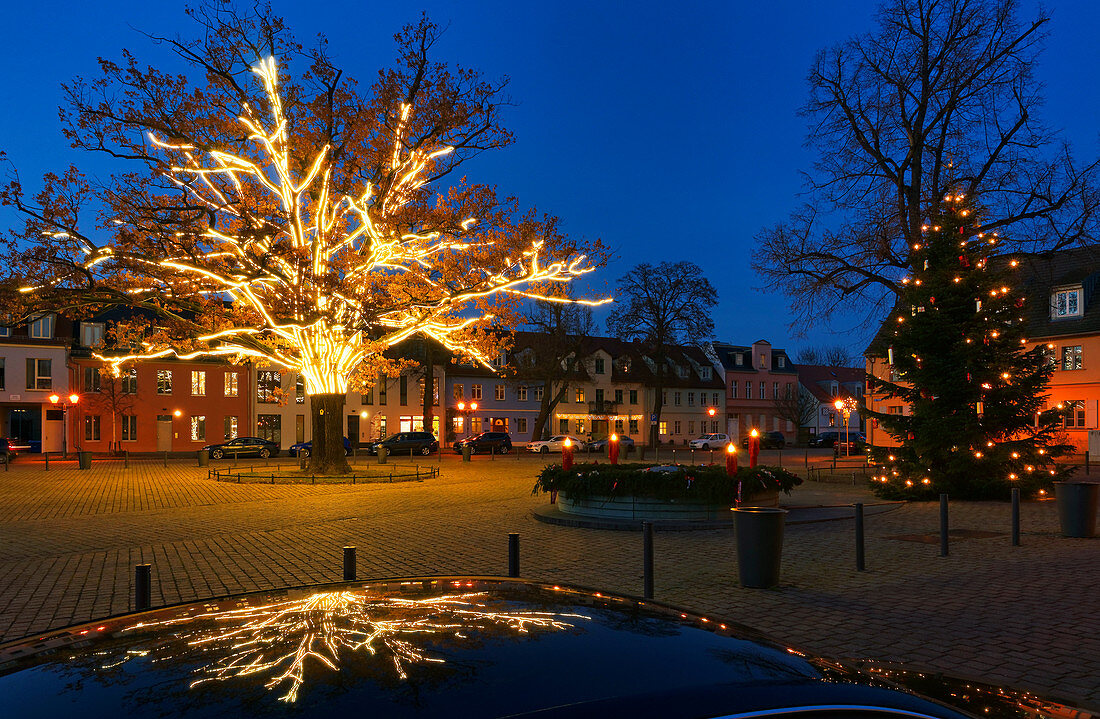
[0,456,1096,709]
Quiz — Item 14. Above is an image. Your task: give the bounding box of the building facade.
[707,340,800,442]
[0,314,73,453]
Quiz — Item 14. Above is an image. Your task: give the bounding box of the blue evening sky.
[1,1,1097,357]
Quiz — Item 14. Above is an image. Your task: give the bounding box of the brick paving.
[0,453,1097,708]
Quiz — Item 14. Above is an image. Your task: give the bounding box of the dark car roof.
[0,577,1070,718]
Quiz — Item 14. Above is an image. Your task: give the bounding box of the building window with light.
[157,369,172,395]
[257,371,280,403]
[629,418,639,434]
[1062,346,1083,371]
[190,415,206,441]
[121,415,137,441]
[470,417,482,434]
[495,384,505,401]
[472,384,482,400]
[295,375,305,404]
[191,370,206,396]
[224,416,238,440]
[26,359,52,390]
[1065,401,1086,428]
[575,388,584,403]
[659,421,668,435]
[84,416,101,442]
[224,371,238,397]
[1051,288,1082,319]
[576,419,585,434]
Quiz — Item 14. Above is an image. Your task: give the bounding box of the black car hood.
[0,578,1089,719]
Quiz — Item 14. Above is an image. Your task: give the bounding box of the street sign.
[650,414,657,422]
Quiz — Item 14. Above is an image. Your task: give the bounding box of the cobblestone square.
[0,453,1096,709]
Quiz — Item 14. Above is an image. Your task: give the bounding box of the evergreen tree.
[866,194,1072,500]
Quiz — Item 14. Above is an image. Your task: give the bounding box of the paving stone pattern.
[0,454,1097,708]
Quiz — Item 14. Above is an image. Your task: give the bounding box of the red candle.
[725,443,738,475]
[609,434,620,465]
[562,438,574,471]
[749,430,760,468]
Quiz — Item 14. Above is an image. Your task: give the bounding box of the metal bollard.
[135,564,152,611]
[491,445,495,461]
[642,521,654,599]
[124,450,130,469]
[508,533,520,577]
[1011,488,1020,546]
[1087,451,1091,475]
[44,452,49,471]
[343,546,356,581]
[940,494,949,557]
[163,451,168,468]
[854,503,865,571]
[691,449,695,465]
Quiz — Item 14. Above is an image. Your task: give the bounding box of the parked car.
[0,438,12,464]
[525,435,586,453]
[586,435,636,452]
[452,431,512,454]
[688,433,732,450]
[287,436,352,457]
[0,577,1088,719]
[366,432,439,456]
[741,431,786,450]
[835,433,868,455]
[202,437,280,460]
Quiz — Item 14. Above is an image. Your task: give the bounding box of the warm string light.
[25,56,607,388]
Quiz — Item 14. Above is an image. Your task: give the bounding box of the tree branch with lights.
[0,6,607,472]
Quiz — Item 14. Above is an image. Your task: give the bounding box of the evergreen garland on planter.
[866,193,1072,500]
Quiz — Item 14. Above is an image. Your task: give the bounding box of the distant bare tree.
[774,384,818,442]
[795,345,856,367]
[606,261,717,446]
[516,299,593,442]
[82,364,136,453]
[755,0,1099,331]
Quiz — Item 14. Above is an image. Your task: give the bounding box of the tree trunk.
[422,349,435,436]
[307,393,351,474]
[531,381,569,441]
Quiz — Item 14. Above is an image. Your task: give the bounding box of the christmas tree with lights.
[867,193,1072,500]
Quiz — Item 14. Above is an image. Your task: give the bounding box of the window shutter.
[1087,400,1099,429]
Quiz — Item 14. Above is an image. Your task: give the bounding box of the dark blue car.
[288,436,352,457]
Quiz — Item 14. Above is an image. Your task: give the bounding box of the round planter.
[558,490,778,521]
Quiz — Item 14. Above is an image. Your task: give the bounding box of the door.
[156,416,172,451]
[296,415,305,444]
[347,414,360,449]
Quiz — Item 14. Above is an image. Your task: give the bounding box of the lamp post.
[48,393,80,459]
[833,397,859,456]
[456,401,478,437]
[707,406,717,434]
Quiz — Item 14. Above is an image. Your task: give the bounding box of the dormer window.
[777,356,786,368]
[734,353,743,366]
[491,351,506,368]
[1052,288,1082,319]
[29,314,55,339]
[676,365,688,379]
[700,367,712,380]
[81,322,105,347]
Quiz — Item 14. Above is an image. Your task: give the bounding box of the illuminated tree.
[866,194,1072,500]
[0,6,604,472]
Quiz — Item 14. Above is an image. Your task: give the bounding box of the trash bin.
[197,449,209,467]
[1054,481,1100,538]
[78,451,92,470]
[462,445,472,462]
[732,507,788,588]
[377,446,388,464]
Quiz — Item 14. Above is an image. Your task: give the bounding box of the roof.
[707,341,797,375]
[797,364,865,404]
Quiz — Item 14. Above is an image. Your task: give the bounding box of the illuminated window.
[257,371,280,403]
[575,388,584,403]
[190,415,206,441]
[224,416,238,440]
[1052,288,1082,319]
[224,372,238,397]
[157,369,172,395]
[1062,346,1083,371]
[122,368,137,394]
[659,421,668,435]
[295,375,305,403]
[629,418,639,434]
[470,417,482,433]
[575,419,585,434]
[1065,401,1087,429]
[191,370,206,396]
[257,414,281,444]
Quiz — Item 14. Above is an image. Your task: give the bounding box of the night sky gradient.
[2,0,1097,356]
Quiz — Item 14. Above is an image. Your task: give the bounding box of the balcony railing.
[587,400,619,416]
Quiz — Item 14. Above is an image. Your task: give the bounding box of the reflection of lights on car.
[114,590,585,703]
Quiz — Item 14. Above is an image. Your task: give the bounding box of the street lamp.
[456,401,478,436]
[48,393,81,458]
[833,397,859,456]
